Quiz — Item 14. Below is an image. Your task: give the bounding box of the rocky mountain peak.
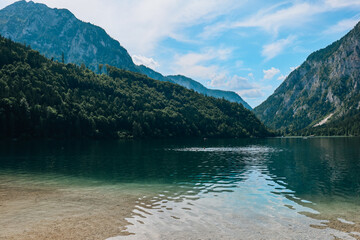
[254,21,360,131]
[0,0,136,72]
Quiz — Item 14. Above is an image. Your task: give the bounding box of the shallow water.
[0,138,359,239]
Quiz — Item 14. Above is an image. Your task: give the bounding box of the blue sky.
[1,0,360,107]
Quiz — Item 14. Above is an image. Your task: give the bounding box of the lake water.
[0,137,359,240]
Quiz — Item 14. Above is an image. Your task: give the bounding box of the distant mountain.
[254,21,360,134]
[167,75,252,110]
[136,65,175,83]
[0,35,271,138]
[134,66,251,109]
[0,0,251,109]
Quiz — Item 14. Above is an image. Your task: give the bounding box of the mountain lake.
[0,137,359,240]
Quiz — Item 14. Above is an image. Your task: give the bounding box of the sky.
[1,0,360,107]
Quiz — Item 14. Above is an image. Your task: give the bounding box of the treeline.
[291,112,360,137]
[0,36,272,139]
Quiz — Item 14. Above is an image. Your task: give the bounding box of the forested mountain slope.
[0,0,252,109]
[0,36,271,139]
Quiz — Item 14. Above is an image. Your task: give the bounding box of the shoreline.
[275,135,360,138]
[0,177,145,240]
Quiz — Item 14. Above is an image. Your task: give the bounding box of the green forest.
[0,36,272,139]
[292,112,360,136]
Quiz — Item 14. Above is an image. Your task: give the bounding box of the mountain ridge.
[167,75,252,110]
[254,21,360,133]
[0,0,137,72]
[0,0,252,109]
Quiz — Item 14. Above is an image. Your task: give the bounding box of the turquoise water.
[0,138,360,239]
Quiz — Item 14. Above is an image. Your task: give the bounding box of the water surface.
[0,138,359,239]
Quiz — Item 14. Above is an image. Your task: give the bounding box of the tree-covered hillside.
[0,0,252,109]
[0,36,271,139]
[293,111,360,136]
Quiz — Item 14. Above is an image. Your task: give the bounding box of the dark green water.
[1,137,360,239]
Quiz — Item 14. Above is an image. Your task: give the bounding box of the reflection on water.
[0,138,360,239]
[265,138,360,239]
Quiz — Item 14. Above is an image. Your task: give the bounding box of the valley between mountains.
[0,0,360,137]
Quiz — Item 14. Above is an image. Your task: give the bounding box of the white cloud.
[277,74,287,81]
[290,66,300,71]
[323,18,359,35]
[209,74,266,105]
[325,0,360,8]
[172,48,232,81]
[132,55,160,70]
[202,2,323,38]
[262,36,296,60]
[23,0,242,55]
[173,49,263,101]
[201,0,360,39]
[237,84,274,104]
[210,75,254,90]
[263,67,280,80]
[0,0,15,9]
[233,2,320,35]
[237,89,263,99]
[201,21,230,39]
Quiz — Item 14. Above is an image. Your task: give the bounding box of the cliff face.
[0,0,137,72]
[254,22,360,131]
